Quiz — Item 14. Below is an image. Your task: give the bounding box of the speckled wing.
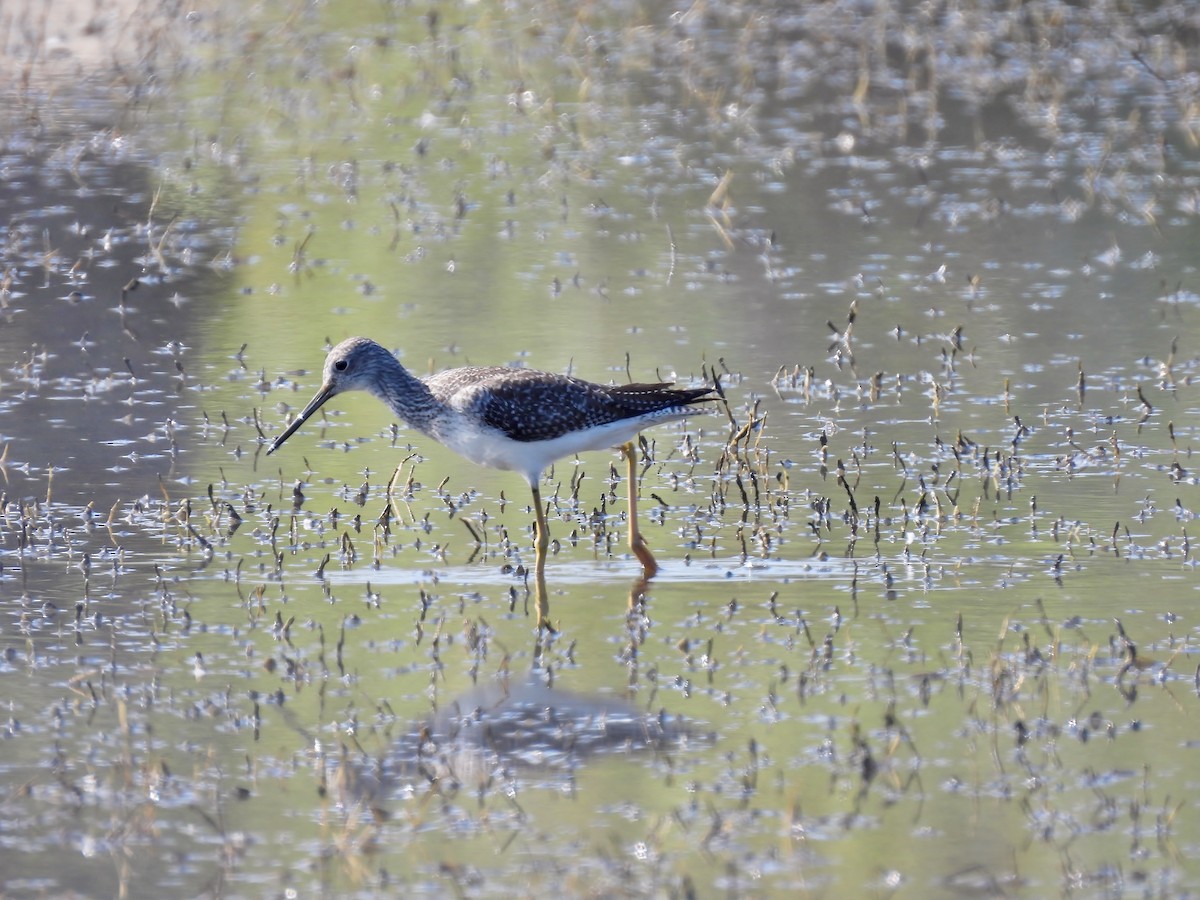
[424,367,713,443]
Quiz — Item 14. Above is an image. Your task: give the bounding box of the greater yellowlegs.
[266,337,714,575]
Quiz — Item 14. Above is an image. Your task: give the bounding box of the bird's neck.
[370,362,441,435]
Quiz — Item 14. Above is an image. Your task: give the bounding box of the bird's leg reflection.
[622,440,659,578]
[628,572,652,616]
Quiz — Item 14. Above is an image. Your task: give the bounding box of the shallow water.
[2,1,1199,897]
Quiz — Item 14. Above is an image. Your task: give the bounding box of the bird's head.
[266,337,395,455]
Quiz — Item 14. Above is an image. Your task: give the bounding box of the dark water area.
[1,1,1200,897]
[0,133,236,498]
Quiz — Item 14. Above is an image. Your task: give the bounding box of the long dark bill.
[265,383,336,455]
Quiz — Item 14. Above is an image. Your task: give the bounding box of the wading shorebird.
[266,337,715,576]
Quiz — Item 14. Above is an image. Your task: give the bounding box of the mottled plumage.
[266,337,714,574]
[425,365,712,443]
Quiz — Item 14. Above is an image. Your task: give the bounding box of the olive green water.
[1,2,1199,897]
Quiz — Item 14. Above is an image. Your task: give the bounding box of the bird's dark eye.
[334,359,348,371]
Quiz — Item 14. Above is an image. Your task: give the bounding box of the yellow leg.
[622,440,659,577]
[533,561,552,631]
[525,485,552,630]
[531,485,550,571]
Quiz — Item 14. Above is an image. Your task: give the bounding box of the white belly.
[433,416,662,486]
